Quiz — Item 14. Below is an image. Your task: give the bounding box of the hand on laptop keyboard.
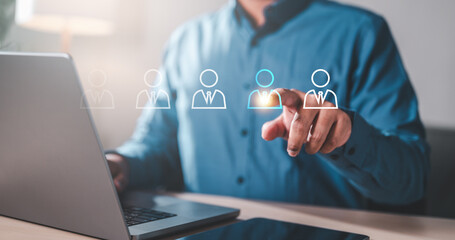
[106,153,130,193]
[123,207,177,226]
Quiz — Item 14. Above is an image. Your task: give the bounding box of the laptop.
[0,52,239,240]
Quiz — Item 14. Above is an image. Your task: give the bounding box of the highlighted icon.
[303,69,338,109]
[247,69,282,109]
[192,69,227,109]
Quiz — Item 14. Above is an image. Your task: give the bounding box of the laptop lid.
[0,52,130,240]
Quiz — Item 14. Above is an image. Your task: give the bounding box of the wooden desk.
[1,192,454,240]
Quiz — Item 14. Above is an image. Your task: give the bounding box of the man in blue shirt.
[107,0,429,209]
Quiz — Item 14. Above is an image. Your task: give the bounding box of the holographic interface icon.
[303,69,338,109]
[136,69,171,109]
[80,69,115,110]
[192,69,227,110]
[247,69,282,109]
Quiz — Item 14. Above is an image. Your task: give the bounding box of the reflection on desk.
[178,218,368,240]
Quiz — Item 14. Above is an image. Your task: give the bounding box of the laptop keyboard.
[123,207,177,226]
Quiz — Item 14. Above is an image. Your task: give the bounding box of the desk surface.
[1,192,454,240]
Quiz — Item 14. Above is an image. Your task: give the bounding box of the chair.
[425,127,455,218]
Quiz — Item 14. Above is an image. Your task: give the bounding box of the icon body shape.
[80,69,115,109]
[192,69,226,110]
[136,69,170,109]
[248,69,282,109]
[303,69,338,109]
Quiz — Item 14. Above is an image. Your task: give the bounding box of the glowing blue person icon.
[247,69,282,109]
[192,69,226,109]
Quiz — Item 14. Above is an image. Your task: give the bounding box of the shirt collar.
[233,0,314,45]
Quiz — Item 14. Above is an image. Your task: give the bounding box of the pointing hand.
[261,88,352,157]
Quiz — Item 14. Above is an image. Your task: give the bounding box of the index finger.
[269,88,306,111]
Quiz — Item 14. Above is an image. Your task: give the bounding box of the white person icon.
[191,69,226,109]
[303,69,338,109]
[80,69,115,109]
[136,69,170,109]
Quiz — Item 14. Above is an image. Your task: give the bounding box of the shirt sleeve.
[116,46,183,190]
[320,16,430,205]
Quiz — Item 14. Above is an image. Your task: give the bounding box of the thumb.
[262,115,287,141]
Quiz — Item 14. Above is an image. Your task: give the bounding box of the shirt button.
[251,38,258,47]
[348,147,356,155]
[237,176,244,185]
[330,154,339,160]
[241,129,248,137]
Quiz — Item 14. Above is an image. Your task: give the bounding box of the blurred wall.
[0,0,15,49]
[9,0,455,149]
[338,0,455,131]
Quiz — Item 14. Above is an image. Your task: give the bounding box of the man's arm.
[262,16,429,205]
[320,109,429,205]
[115,89,181,189]
[111,42,183,191]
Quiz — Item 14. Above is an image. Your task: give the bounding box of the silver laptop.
[0,52,239,240]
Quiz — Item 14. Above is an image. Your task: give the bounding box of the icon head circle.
[200,69,218,88]
[144,69,163,88]
[311,69,330,88]
[88,69,107,88]
[255,69,274,88]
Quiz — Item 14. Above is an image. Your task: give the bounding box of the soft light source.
[15,0,117,52]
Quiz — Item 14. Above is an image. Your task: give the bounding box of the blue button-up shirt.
[117,0,429,208]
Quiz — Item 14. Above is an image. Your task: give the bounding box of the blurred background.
[1,0,454,218]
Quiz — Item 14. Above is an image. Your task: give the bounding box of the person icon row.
[80,68,338,111]
[80,69,115,110]
[247,69,282,109]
